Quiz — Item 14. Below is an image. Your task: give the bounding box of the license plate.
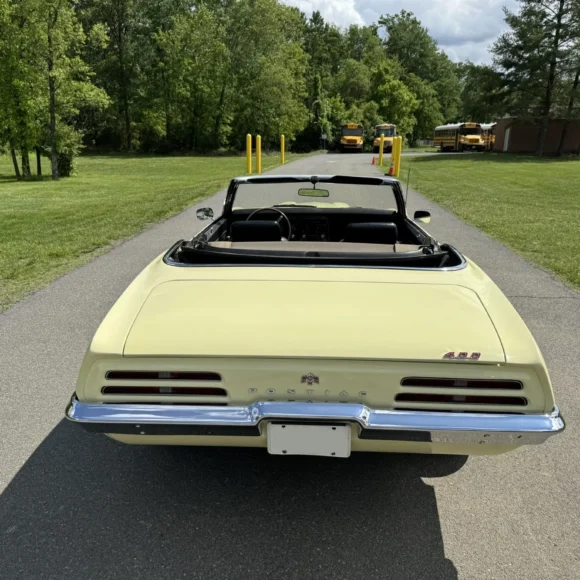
[267,423,351,458]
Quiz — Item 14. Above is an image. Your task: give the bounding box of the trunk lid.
[123,280,505,363]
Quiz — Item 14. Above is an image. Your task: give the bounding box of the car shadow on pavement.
[1,420,466,580]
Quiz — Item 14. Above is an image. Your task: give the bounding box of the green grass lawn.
[403,146,438,153]
[387,153,580,289]
[0,152,310,310]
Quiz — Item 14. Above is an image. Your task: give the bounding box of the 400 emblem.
[443,351,481,360]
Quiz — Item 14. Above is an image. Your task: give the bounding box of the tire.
[373,146,379,153]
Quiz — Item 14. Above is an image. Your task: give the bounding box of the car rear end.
[66,268,564,457]
[68,354,562,456]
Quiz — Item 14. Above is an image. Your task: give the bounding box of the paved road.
[1,153,578,580]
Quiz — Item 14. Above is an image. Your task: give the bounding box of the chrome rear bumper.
[65,397,565,445]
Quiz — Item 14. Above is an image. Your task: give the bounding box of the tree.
[457,62,506,122]
[38,0,109,178]
[344,24,382,64]
[0,0,45,179]
[333,59,372,107]
[405,73,443,144]
[370,60,419,140]
[378,10,461,121]
[226,0,308,148]
[557,47,580,154]
[492,0,580,155]
[154,8,229,151]
[77,0,161,150]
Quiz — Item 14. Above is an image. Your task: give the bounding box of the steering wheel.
[246,207,292,240]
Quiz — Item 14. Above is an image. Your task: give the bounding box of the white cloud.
[287,0,364,28]
[283,0,519,62]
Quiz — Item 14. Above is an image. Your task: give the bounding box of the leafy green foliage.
[456,63,505,123]
[492,0,580,154]
[379,10,461,122]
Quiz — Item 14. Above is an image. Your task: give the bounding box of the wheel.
[373,147,379,153]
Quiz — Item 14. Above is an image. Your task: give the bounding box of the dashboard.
[228,207,411,244]
[289,216,329,241]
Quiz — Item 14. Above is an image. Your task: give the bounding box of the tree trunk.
[35,146,42,176]
[116,17,132,150]
[48,64,59,179]
[213,82,228,145]
[536,0,565,157]
[21,150,31,177]
[47,9,59,179]
[557,67,580,156]
[10,142,21,180]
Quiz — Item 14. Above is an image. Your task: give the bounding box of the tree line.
[1,0,579,180]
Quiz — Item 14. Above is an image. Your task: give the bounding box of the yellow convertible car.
[66,175,564,457]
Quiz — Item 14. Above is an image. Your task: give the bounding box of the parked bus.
[434,122,484,152]
[481,122,497,151]
[340,123,364,153]
[373,123,396,153]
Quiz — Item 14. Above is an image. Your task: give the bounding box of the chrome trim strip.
[162,245,468,272]
[66,397,564,445]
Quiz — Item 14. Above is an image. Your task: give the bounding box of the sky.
[283,0,519,63]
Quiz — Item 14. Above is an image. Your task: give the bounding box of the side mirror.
[414,210,431,224]
[196,207,214,221]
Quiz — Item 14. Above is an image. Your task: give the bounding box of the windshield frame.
[222,175,406,218]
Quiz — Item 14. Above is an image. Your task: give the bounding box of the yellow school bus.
[434,122,484,152]
[373,123,396,153]
[340,123,364,153]
[481,123,497,151]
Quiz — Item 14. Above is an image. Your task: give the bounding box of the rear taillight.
[102,386,227,396]
[395,393,527,406]
[400,377,522,390]
[105,371,221,381]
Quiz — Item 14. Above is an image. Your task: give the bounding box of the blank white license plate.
[267,423,351,458]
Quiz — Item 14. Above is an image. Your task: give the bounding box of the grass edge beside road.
[0,152,315,312]
[384,153,580,291]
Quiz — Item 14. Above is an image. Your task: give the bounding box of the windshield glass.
[460,127,482,135]
[342,127,363,136]
[234,182,398,212]
[375,127,395,137]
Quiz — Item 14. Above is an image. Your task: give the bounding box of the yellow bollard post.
[391,137,398,177]
[246,134,252,174]
[378,134,385,167]
[280,135,285,165]
[256,135,262,174]
[396,136,403,177]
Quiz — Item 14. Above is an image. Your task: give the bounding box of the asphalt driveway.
[1,153,578,579]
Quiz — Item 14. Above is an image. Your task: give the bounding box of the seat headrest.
[230,220,282,242]
[344,222,398,244]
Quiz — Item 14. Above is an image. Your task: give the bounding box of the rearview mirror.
[298,188,330,198]
[414,210,431,224]
[196,207,214,221]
